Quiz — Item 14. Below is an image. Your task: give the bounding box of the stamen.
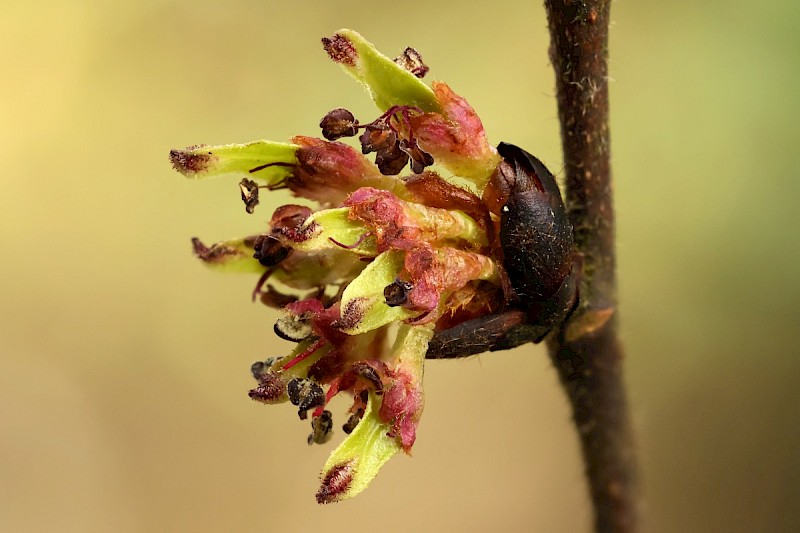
[351,362,384,392]
[265,178,289,191]
[281,337,327,371]
[253,234,290,267]
[328,231,374,250]
[274,312,314,342]
[251,268,272,302]
[384,279,414,307]
[320,108,359,140]
[248,161,296,174]
[308,410,334,445]
[312,379,342,419]
[393,47,429,78]
[250,361,266,380]
[374,142,409,175]
[287,378,326,418]
[405,310,432,325]
[391,106,423,128]
[239,178,261,213]
[358,105,426,175]
[342,408,365,434]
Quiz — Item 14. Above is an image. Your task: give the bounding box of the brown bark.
[544,1,641,531]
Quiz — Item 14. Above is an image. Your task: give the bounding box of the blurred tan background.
[2,0,798,531]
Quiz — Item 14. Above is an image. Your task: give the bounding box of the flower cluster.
[170,30,529,503]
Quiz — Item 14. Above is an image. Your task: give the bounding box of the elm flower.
[169,29,574,504]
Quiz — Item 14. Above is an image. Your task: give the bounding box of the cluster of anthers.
[170,30,576,504]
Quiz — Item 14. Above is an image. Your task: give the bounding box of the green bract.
[337,251,415,335]
[329,29,441,113]
[170,141,298,185]
[317,391,402,503]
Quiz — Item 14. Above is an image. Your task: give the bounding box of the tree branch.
[543,1,641,531]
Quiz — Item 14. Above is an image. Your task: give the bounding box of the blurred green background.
[2,0,798,531]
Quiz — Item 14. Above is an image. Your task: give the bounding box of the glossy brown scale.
[426,142,579,359]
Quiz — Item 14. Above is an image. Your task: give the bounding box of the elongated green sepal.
[269,250,367,291]
[392,323,434,371]
[249,339,331,405]
[274,338,331,379]
[337,251,415,335]
[324,29,441,113]
[191,237,263,274]
[289,208,376,255]
[316,392,401,504]
[402,203,488,247]
[169,141,298,186]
